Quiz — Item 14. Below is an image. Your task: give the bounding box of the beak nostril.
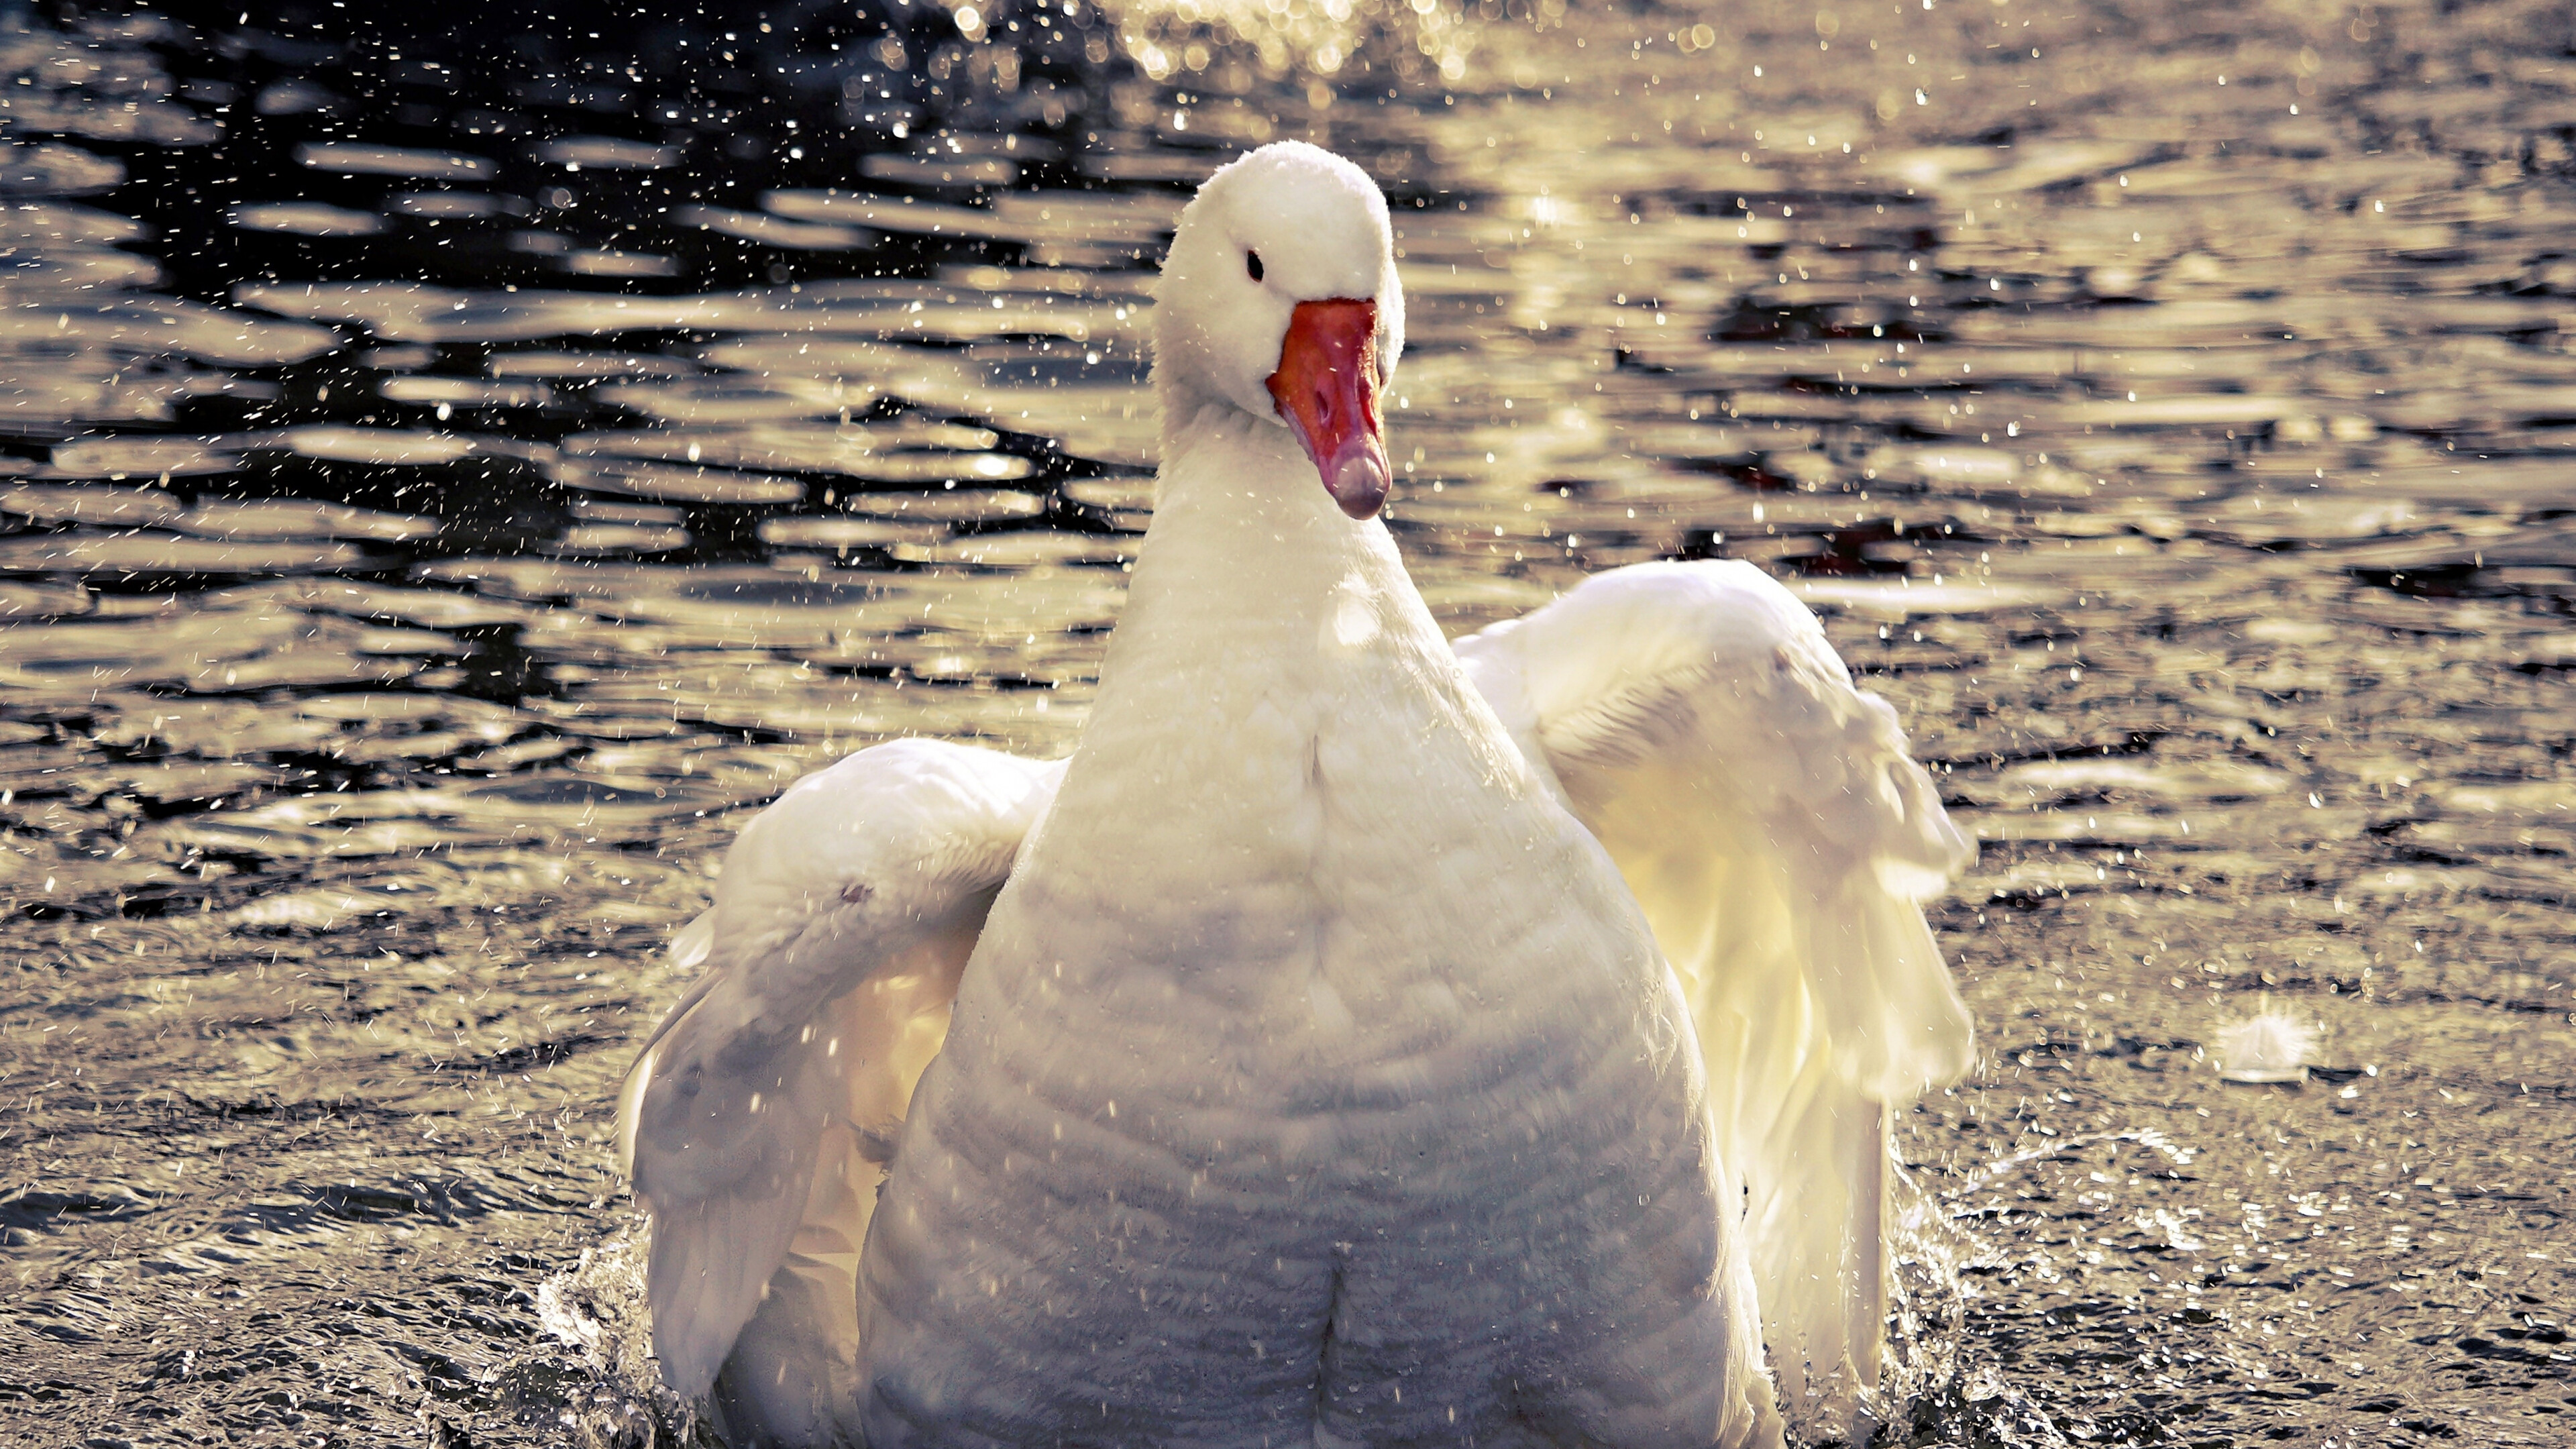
[1265,296,1387,519]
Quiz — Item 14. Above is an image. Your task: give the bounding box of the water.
[1,0,2571,1444]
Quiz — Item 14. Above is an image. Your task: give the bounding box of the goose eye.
[1245,250,1265,282]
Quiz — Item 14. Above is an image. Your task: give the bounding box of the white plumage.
[614,741,1062,1436]
[1456,563,1974,1432]
[619,141,1973,1447]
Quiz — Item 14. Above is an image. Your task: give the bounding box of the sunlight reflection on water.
[1106,0,1486,86]
[1,0,2572,1444]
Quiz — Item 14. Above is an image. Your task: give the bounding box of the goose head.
[1153,141,1407,520]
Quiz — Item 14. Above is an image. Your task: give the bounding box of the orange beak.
[1265,298,1391,521]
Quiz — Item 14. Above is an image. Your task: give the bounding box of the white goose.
[618,141,1973,1448]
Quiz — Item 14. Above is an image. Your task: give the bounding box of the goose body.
[621,142,1970,1448]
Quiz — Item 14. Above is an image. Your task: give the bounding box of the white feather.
[616,738,1059,1435]
[1456,558,1976,1438]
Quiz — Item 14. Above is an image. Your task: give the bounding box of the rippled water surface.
[2,0,2571,1444]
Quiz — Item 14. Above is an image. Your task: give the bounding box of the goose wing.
[614,738,1061,1432]
[1454,559,1973,1435]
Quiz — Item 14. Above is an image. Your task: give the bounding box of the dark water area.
[0,0,2571,1444]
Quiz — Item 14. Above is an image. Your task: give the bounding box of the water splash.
[2214,1005,2321,1085]
[3,1,2573,1444]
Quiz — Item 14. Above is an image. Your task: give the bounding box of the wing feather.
[1456,559,1973,1437]
[615,738,1061,1430]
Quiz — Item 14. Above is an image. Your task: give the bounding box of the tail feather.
[1802,880,1975,1107]
[704,1122,873,1447]
[1746,1077,1887,1436]
[1638,824,1962,1442]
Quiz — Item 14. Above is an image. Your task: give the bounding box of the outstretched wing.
[615,737,1062,1435]
[1455,559,1973,1436]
